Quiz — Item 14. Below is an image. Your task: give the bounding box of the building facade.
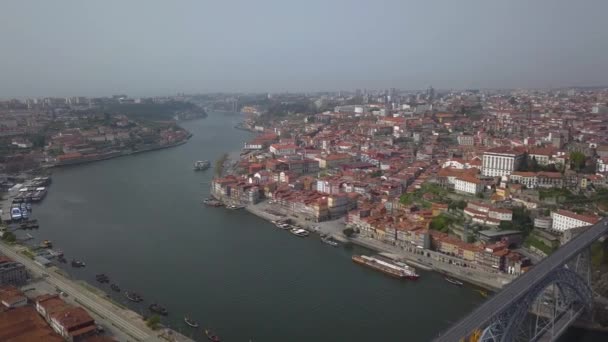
[482,148,525,177]
[550,209,600,232]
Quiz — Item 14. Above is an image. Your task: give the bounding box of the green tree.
[146,315,161,330]
[429,214,454,232]
[399,193,414,205]
[343,227,355,237]
[570,151,586,171]
[1,231,16,243]
[499,221,515,230]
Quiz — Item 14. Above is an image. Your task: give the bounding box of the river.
[27,113,597,341]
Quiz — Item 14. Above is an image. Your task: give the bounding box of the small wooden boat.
[205,329,221,342]
[444,277,464,286]
[125,291,143,302]
[184,316,199,328]
[149,303,168,316]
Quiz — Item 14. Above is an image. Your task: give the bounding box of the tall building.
[427,86,435,102]
[482,147,525,177]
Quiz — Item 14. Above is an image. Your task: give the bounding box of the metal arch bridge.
[435,219,608,342]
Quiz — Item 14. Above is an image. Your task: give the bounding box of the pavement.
[0,241,162,342]
[24,278,135,342]
[246,200,514,290]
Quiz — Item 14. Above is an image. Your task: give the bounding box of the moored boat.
[110,284,121,292]
[352,255,419,280]
[290,228,309,237]
[445,277,464,286]
[125,291,143,302]
[71,259,86,268]
[194,160,211,171]
[203,198,224,207]
[184,316,199,328]
[149,303,168,316]
[205,329,221,342]
[39,240,52,248]
[96,274,110,283]
[321,237,339,247]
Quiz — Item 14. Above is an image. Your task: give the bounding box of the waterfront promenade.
[0,241,194,342]
[245,200,515,290]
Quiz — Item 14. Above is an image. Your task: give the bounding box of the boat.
[184,316,199,328]
[352,255,419,280]
[227,204,244,210]
[321,237,339,247]
[26,203,32,210]
[149,303,168,316]
[95,274,110,283]
[476,289,488,298]
[290,228,309,237]
[205,329,221,342]
[125,291,143,302]
[57,255,67,263]
[110,284,121,292]
[445,277,464,286]
[194,160,211,171]
[203,198,224,207]
[39,240,52,248]
[71,259,86,268]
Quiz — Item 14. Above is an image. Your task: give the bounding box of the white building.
[597,157,608,173]
[454,176,483,195]
[269,143,297,156]
[550,209,600,232]
[457,135,475,146]
[482,147,525,177]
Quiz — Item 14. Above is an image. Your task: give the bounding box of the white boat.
[322,238,339,247]
[193,160,211,171]
[290,228,309,237]
[10,207,22,220]
[445,277,464,286]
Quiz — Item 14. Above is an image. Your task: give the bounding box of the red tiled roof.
[555,209,600,225]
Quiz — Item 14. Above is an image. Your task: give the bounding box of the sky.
[1,0,607,97]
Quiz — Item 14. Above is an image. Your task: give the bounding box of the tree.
[343,227,355,237]
[429,214,454,232]
[499,221,515,231]
[570,151,586,171]
[1,231,16,243]
[399,193,414,205]
[146,315,161,330]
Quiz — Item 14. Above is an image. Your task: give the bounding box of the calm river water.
[30,113,596,341]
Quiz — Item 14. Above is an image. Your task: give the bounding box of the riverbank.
[46,133,193,169]
[0,241,195,342]
[242,200,512,291]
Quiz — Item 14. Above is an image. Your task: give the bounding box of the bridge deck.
[434,219,608,342]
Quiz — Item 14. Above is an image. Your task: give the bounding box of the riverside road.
[0,241,156,342]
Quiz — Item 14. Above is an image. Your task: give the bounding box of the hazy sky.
[1,0,607,97]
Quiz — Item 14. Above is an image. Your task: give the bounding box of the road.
[0,241,155,342]
[435,219,608,342]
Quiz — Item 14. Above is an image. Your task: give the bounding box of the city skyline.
[1,0,608,97]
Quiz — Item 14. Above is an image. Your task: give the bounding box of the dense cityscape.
[0,87,607,341]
